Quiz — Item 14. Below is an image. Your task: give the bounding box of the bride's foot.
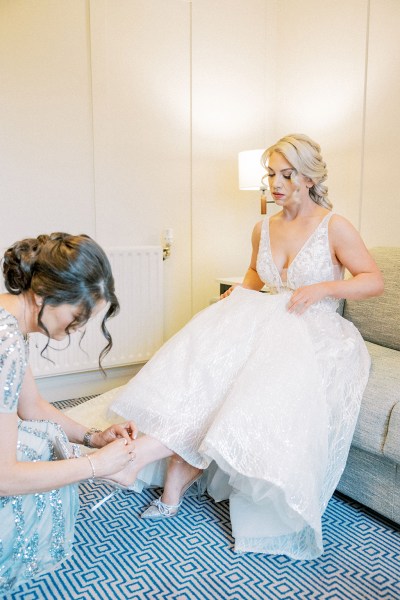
[159,456,203,506]
[102,459,138,489]
[102,434,174,488]
[141,456,203,520]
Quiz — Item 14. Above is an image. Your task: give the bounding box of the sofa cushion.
[351,341,400,458]
[343,247,400,351]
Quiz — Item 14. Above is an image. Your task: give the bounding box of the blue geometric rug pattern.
[3,399,400,599]
[4,486,400,599]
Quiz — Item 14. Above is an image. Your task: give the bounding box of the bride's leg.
[108,434,173,487]
[161,454,203,505]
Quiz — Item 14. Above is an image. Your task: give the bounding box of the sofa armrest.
[351,341,400,457]
[383,401,400,463]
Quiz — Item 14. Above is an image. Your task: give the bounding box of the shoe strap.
[90,489,118,512]
[152,497,182,516]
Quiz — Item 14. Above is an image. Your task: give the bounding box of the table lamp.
[238,148,274,214]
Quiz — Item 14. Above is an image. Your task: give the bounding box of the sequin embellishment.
[0,309,79,592]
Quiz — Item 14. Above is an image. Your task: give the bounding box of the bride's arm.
[288,215,384,313]
[328,214,384,299]
[220,221,265,298]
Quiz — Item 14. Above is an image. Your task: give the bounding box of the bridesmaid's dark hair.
[2,233,119,368]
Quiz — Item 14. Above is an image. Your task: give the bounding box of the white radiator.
[29,246,164,377]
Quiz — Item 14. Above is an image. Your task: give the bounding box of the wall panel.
[0,0,94,247]
[191,0,276,312]
[361,0,400,246]
[272,0,368,228]
[89,0,192,337]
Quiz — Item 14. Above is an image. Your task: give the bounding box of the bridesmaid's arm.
[17,367,90,444]
[0,412,95,495]
[0,410,134,496]
[17,367,137,447]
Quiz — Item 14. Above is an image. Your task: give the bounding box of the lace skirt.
[68,288,371,559]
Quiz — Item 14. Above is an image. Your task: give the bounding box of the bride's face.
[266,152,310,207]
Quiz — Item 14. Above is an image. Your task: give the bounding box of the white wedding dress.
[73,212,371,559]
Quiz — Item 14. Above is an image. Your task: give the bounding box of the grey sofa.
[337,247,400,524]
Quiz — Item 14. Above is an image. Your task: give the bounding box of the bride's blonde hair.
[261,133,332,209]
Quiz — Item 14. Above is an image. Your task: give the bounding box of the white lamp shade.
[238,149,266,190]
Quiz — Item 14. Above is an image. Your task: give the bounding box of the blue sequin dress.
[0,308,79,593]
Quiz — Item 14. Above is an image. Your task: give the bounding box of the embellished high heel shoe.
[141,472,204,520]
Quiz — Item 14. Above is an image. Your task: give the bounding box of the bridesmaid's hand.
[92,422,138,448]
[287,283,329,314]
[89,437,136,478]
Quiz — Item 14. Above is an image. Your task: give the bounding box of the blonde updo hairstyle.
[261,133,332,209]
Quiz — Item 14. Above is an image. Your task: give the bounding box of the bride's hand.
[287,283,328,314]
[220,284,240,299]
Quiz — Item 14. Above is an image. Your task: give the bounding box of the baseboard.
[35,363,144,402]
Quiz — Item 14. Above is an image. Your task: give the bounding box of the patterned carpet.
[4,399,400,599]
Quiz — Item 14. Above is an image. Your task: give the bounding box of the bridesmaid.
[0,233,137,592]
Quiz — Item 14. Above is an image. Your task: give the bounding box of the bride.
[83,133,383,559]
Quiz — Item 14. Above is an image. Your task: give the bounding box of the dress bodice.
[256,212,343,311]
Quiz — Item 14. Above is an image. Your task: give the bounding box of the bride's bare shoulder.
[250,220,265,248]
[253,219,264,230]
[329,213,360,236]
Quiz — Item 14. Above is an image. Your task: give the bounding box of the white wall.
[191,0,276,312]
[0,0,95,241]
[0,0,271,338]
[361,0,400,246]
[89,0,193,338]
[272,0,369,228]
[270,0,400,249]
[89,0,275,324]
[1,0,400,399]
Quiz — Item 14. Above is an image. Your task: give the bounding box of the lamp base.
[261,192,275,215]
[260,193,275,215]
[261,193,266,214]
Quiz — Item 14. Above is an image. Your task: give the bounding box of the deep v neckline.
[267,213,331,284]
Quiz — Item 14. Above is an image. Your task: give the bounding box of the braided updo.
[3,234,50,294]
[2,233,119,366]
